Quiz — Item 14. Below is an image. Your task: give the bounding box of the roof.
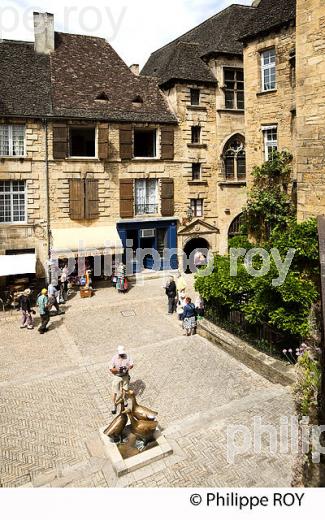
[0,33,176,123]
[240,0,296,42]
[141,4,253,87]
[0,41,52,117]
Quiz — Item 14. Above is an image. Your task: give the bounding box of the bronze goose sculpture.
[126,390,158,421]
[122,409,158,441]
[103,400,127,442]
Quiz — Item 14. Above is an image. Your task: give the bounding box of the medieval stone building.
[1,1,324,282]
[0,12,178,281]
[241,0,325,223]
[142,4,253,255]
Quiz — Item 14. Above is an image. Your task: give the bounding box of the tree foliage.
[195,151,320,340]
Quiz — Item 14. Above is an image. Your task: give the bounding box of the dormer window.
[132,95,143,105]
[95,92,109,101]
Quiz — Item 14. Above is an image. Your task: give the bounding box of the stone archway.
[183,237,210,273]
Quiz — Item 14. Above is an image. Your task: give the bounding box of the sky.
[0,0,251,67]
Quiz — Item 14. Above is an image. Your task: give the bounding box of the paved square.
[0,276,295,487]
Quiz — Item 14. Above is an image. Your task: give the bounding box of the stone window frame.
[191,125,201,144]
[68,125,98,159]
[261,47,277,92]
[192,163,202,181]
[222,134,246,181]
[0,180,27,224]
[0,124,26,157]
[190,198,204,218]
[262,125,278,161]
[133,126,159,160]
[223,67,245,110]
[134,178,159,215]
[190,88,201,107]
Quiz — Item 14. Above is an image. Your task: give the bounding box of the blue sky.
[0,0,251,66]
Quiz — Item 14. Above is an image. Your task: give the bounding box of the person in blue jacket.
[181,297,197,336]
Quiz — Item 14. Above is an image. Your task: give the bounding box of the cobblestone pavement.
[0,275,295,487]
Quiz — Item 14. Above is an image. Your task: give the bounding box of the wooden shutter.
[85,179,100,220]
[161,178,174,217]
[69,179,85,220]
[161,126,175,160]
[119,124,133,160]
[53,123,68,159]
[98,123,109,160]
[120,179,134,218]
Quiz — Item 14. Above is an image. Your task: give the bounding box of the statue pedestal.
[99,427,173,477]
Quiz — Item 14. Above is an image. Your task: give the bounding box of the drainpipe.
[44,118,51,284]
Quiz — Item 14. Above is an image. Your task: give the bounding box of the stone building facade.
[296,0,325,220]
[0,119,49,278]
[0,13,179,282]
[242,25,297,179]
[142,4,252,255]
[241,0,325,224]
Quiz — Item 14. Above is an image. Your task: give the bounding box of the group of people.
[19,266,68,335]
[165,272,204,336]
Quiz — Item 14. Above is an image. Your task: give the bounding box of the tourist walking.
[59,265,68,302]
[165,276,177,314]
[181,297,197,336]
[48,283,65,315]
[19,289,35,330]
[109,345,134,414]
[37,288,50,334]
[116,263,128,293]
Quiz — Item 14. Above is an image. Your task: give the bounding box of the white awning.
[51,226,124,258]
[0,254,36,277]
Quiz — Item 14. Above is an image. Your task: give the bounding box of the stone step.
[163,385,289,439]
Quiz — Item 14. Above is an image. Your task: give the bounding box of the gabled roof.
[0,33,176,123]
[141,4,253,87]
[240,0,296,42]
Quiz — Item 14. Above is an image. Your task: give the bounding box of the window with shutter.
[98,124,109,160]
[53,124,68,160]
[119,125,133,160]
[161,178,174,217]
[85,179,100,219]
[120,179,134,218]
[69,179,85,220]
[161,126,174,160]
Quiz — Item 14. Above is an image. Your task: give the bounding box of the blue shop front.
[117,219,178,274]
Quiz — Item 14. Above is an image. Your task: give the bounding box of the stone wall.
[164,56,247,255]
[243,25,297,185]
[0,119,49,278]
[296,0,325,220]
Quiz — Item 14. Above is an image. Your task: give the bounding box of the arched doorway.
[228,213,245,239]
[183,237,210,273]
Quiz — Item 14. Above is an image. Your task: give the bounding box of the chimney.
[34,12,55,54]
[252,0,262,6]
[130,64,140,76]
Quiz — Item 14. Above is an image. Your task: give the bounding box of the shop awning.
[51,226,124,258]
[0,253,36,277]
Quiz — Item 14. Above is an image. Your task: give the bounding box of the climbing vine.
[195,151,320,341]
